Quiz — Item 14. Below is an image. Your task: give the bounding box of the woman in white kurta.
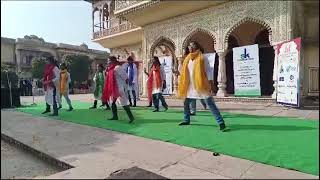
[146,56,168,112]
[103,56,134,123]
[42,56,60,116]
[178,41,227,131]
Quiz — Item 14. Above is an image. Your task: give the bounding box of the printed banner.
[159,56,173,95]
[204,53,216,80]
[276,37,301,107]
[233,44,261,97]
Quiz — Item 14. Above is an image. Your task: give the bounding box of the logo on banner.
[240,48,254,61]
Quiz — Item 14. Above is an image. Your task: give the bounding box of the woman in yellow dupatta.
[177,41,227,132]
[58,63,73,111]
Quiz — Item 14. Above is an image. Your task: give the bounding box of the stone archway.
[149,36,177,94]
[182,28,216,54]
[224,19,274,96]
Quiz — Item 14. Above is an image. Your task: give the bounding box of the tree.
[1,64,19,88]
[64,55,91,86]
[31,57,46,79]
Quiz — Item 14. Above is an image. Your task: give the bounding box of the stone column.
[15,49,22,74]
[216,51,227,97]
[272,45,278,99]
[172,56,181,95]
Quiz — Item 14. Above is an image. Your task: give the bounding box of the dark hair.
[153,56,161,66]
[98,64,104,69]
[189,41,204,53]
[184,47,190,56]
[127,56,134,62]
[109,56,118,62]
[47,56,55,64]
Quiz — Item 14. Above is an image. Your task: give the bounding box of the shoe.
[219,123,228,132]
[133,104,137,107]
[153,109,159,112]
[146,104,152,107]
[179,121,190,126]
[89,106,96,109]
[123,105,135,123]
[108,117,118,120]
[164,106,168,112]
[58,106,62,109]
[41,110,50,114]
[67,107,73,111]
[49,113,58,116]
[190,113,196,116]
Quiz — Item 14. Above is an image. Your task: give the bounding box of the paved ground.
[1,94,318,179]
[1,140,62,179]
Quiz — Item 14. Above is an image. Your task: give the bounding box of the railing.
[308,67,319,94]
[93,18,139,39]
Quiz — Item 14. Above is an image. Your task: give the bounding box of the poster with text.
[159,56,173,95]
[233,44,261,97]
[276,37,301,107]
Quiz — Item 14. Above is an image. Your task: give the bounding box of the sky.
[1,1,109,52]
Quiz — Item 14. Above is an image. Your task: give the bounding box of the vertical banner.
[276,37,301,107]
[159,56,173,95]
[233,44,261,97]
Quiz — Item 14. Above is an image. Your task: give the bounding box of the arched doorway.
[255,29,274,96]
[150,37,176,95]
[225,35,240,95]
[225,21,274,96]
[182,29,218,93]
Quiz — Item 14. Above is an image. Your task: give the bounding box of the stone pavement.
[1,94,318,179]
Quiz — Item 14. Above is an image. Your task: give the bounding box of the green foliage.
[31,57,46,79]
[64,55,91,84]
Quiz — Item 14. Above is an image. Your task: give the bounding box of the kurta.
[122,62,138,91]
[59,70,71,96]
[93,71,104,100]
[186,58,213,99]
[151,65,166,94]
[44,66,60,106]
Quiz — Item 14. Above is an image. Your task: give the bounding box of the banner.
[276,37,301,107]
[159,56,173,95]
[233,44,261,97]
[203,53,216,80]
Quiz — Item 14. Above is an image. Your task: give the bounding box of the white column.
[216,51,227,97]
[272,45,278,99]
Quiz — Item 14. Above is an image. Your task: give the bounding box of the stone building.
[88,0,319,102]
[1,35,109,79]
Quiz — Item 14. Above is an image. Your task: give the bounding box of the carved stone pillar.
[272,45,278,99]
[172,56,181,95]
[216,51,227,97]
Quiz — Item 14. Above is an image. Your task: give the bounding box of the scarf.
[43,64,55,91]
[128,63,134,86]
[60,69,68,95]
[178,50,211,99]
[147,64,162,102]
[102,64,119,102]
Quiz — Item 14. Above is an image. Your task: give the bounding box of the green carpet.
[16,101,319,175]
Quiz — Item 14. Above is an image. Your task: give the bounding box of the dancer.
[123,56,138,107]
[42,56,60,116]
[178,41,227,131]
[90,64,105,109]
[103,56,134,123]
[172,47,207,116]
[58,63,73,111]
[147,56,168,112]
